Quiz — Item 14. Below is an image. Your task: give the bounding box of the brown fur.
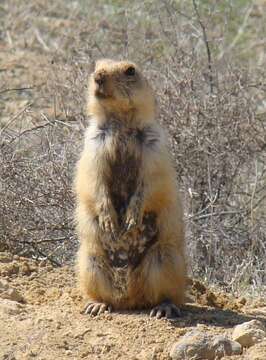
[75,59,186,310]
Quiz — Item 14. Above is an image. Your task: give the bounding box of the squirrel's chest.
[106,135,142,217]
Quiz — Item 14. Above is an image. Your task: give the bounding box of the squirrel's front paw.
[123,207,142,233]
[98,206,118,238]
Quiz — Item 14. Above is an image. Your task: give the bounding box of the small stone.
[170,330,242,360]
[80,349,92,358]
[24,350,37,358]
[152,345,163,353]
[232,320,266,347]
[105,314,113,320]
[56,321,62,329]
[0,279,9,290]
[20,261,33,275]
[170,331,213,360]
[211,336,242,357]
[0,298,25,315]
[135,349,150,359]
[0,279,25,303]
[34,317,43,325]
[238,297,247,305]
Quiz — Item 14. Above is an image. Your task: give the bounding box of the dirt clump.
[188,278,247,312]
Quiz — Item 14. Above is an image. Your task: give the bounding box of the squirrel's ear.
[91,58,106,72]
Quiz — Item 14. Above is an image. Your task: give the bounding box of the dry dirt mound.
[0,253,265,360]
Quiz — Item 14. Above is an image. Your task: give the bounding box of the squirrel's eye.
[125,66,135,76]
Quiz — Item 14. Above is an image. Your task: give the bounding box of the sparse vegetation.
[0,0,265,296]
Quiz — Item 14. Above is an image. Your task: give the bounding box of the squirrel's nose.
[94,73,105,86]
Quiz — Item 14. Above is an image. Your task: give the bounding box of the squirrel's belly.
[99,212,159,298]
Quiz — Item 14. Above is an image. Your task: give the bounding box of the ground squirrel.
[75,59,186,318]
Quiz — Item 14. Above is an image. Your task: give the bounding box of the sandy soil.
[1,253,265,360]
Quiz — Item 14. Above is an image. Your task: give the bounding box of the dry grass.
[0,0,265,294]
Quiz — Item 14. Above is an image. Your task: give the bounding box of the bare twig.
[26,237,68,245]
[187,210,246,221]
[192,0,214,93]
[218,3,254,60]
[250,159,258,233]
[0,103,32,136]
[0,87,35,95]
[2,115,75,146]
[34,28,50,51]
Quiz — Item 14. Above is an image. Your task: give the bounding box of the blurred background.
[0,0,265,296]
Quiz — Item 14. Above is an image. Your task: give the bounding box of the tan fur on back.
[75,59,186,310]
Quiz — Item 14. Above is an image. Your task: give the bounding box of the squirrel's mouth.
[94,83,111,99]
[95,89,108,99]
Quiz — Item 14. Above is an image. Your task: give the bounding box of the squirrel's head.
[88,59,155,123]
